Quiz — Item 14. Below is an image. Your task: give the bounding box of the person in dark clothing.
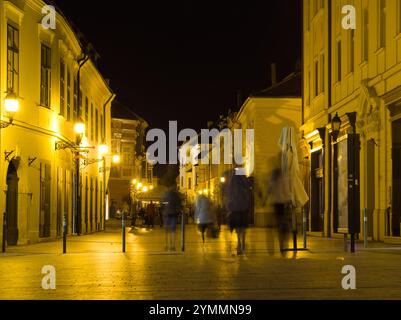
[268,167,291,256]
[226,170,251,255]
[146,201,156,229]
[161,186,182,251]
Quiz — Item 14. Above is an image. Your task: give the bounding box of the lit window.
[7,24,19,94]
[60,59,65,116]
[379,0,386,48]
[40,44,51,107]
[67,68,71,121]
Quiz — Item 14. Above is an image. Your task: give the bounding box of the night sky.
[52,0,301,133]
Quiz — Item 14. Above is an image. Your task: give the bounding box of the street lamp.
[331,113,342,142]
[112,154,120,164]
[1,92,19,128]
[220,177,226,183]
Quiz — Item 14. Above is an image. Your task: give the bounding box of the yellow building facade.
[0,0,114,245]
[302,0,401,243]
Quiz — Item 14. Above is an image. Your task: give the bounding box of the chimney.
[271,63,277,86]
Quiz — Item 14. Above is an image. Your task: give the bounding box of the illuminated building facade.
[0,0,114,245]
[302,0,401,242]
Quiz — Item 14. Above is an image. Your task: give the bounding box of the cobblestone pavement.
[1,220,401,300]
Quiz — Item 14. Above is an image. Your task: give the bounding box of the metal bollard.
[63,213,67,254]
[2,212,7,253]
[122,214,126,253]
[181,213,185,253]
[364,208,368,248]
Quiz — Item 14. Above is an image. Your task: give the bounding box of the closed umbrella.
[278,127,309,208]
[278,126,310,252]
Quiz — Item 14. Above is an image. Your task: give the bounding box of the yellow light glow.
[112,155,120,164]
[132,179,138,185]
[4,92,19,113]
[198,191,203,195]
[220,177,226,183]
[203,189,208,194]
[99,144,109,155]
[74,122,85,135]
[149,185,154,190]
[142,186,149,193]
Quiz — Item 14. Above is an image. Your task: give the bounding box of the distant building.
[178,72,302,226]
[236,72,302,226]
[109,101,151,210]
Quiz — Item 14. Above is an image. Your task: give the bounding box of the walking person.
[267,166,291,256]
[226,169,251,256]
[162,186,182,251]
[146,201,156,229]
[194,193,216,248]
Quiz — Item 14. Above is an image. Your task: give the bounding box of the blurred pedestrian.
[146,201,156,229]
[162,186,182,251]
[268,166,291,256]
[226,169,251,255]
[194,193,216,246]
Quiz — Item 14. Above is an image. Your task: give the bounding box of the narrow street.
[1,221,401,300]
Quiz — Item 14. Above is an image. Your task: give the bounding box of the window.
[39,163,51,238]
[349,30,355,73]
[79,89,83,119]
[314,60,319,97]
[362,9,369,61]
[73,78,78,121]
[40,44,52,107]
[95,108,99,143]
[398,0,401,34]
[379,0,386,48]
[60,60,65,116]
[306,70,310,106]
[320,53,325,93]
[188,178,192,190]
[337,40,342,82]
[85,97,89,136]
[67,69,71,121]
[91,103,94,141]
[7,24,19,94]
[101,113,104,142]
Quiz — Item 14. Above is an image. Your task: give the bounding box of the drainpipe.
[102,93,116,231]
[327,1,333,238]
[75,52,90,235]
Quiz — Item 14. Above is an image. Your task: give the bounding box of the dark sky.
[53,0,301,133]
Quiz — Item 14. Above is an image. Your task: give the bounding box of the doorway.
[6,161,19,246]
[311,150,324,232]
[392,119,401,237]
[366,139,375,238]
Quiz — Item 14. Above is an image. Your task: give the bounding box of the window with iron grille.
[7,24,19,94]
[40,44,52,107]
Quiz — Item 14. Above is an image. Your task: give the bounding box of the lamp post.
[74,119,85,235]
[331,113,342,142]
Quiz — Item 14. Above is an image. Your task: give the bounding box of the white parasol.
[278,127,309,208]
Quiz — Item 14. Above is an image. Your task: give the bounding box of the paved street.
[1,221,401,300]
